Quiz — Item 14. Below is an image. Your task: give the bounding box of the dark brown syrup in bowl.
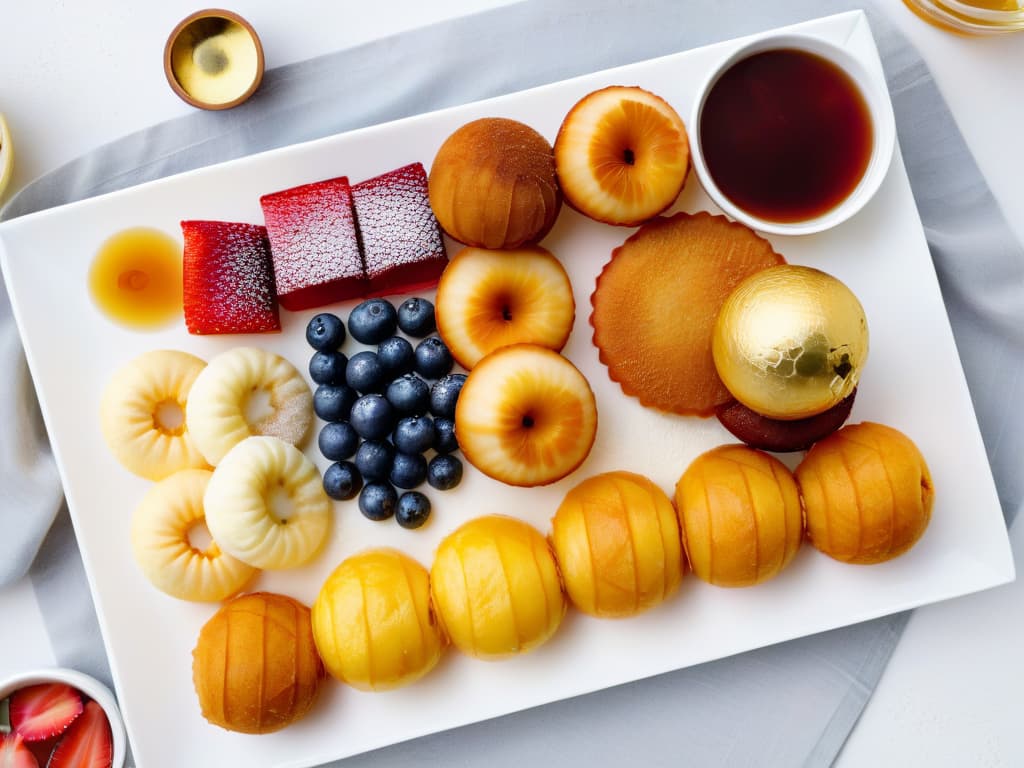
[699,49,874,223]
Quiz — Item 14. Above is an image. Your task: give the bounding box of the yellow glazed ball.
[312,548,444,691]
[675,445,803,587]
[550,471,684,618]
[430,515,566,659]
[712,265,869,420]
[795,422,934,564]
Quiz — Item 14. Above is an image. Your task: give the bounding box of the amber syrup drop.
[89,227,183,330]
[700,49,874,223]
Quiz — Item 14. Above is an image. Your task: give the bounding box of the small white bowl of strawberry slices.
[0,668,125,768]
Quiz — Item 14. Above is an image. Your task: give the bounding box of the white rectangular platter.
[0,11,1014,768]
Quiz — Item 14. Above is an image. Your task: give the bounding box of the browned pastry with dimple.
[428,117,561,249]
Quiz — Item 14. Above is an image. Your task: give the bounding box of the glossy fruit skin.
[305,312,346,351]
[414,337,454,379]
[349,394,395,440]
[359,482,398,521]
[313,384,358,422]
[429,373,466,419]
[346,351,387,394]
[323,461,363,501]
[552,471,684,617]
[675,444,803,587]
[309,350,348,385]
[396,492,432,529]
[354,440,395,482]
[348,299,398,344]
[795,422,933,564]
[392,415,436,455]
[318,421,360,461]
[390,452,428,489]
[312,548,444,690]
[377,336,415,378]
[427,454,463,491]
[385,374,430,416]
[433,418,459,454]
[430,515,566,659]
[397,297,436,337]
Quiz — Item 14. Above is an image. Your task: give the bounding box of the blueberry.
[314,384,358,422]
[309,350,348,385]
[354,439,395,481]
[385,373,430,415]
[414,337,454,380]
[318,421,360,461]
[348,299,398,344]
[359,482,398,521]
[397,297,436,338]
[429,373,467,419]
[390,452,427,489]
[346,351,387,393]
[396,491,431,529]
[349,394,395,440]
[323,461,363,501]
[427,454,463,491]
[305,313,346,351]
[393,415,436,455]
[433,417,459,454]
[377,336,415,378]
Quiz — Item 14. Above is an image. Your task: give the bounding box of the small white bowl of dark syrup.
[690,33,896,236]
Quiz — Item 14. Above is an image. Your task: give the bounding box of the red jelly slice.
[181,220,280,335]
[261,176,365,311]
[352,162,447,297]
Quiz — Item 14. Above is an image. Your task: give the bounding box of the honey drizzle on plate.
[89,227,183,330]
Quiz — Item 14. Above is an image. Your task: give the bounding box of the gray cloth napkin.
[2,1,1022,766]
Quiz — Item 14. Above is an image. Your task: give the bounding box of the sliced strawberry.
[0,732,40,768]
[47,701,111,768]
[8,684,83,743]
[181,220,281,335]
[352,162,447,297]
[260,176,365,311]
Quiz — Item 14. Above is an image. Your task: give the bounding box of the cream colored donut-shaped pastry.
[186,346,313,466]
[131,469,257,602]
[100,349,210,480]
[204,436,330,569]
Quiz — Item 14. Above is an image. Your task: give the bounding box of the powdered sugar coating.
[352,163,447,296]
[261,177,365,311]
[181,220,280,335]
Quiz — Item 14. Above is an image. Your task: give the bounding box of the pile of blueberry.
[305,297,466,529]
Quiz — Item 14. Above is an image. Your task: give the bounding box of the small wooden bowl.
[164,9,264,110]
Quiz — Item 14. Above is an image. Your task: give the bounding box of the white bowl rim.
[689,32,897,236]
[0,667,127,767]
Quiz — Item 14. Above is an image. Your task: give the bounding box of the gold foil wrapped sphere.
[712,265,868,420]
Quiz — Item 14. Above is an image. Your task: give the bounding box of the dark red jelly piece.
[181,220,280,335]
[261,176,365,311]
[352,163,447,297]
[716,388,857,453]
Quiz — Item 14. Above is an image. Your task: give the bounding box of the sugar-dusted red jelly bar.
[352,162,447,297]
[181,220,280,335]
[260,176,365,311]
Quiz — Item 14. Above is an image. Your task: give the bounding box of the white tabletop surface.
[1,2,1022,765]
